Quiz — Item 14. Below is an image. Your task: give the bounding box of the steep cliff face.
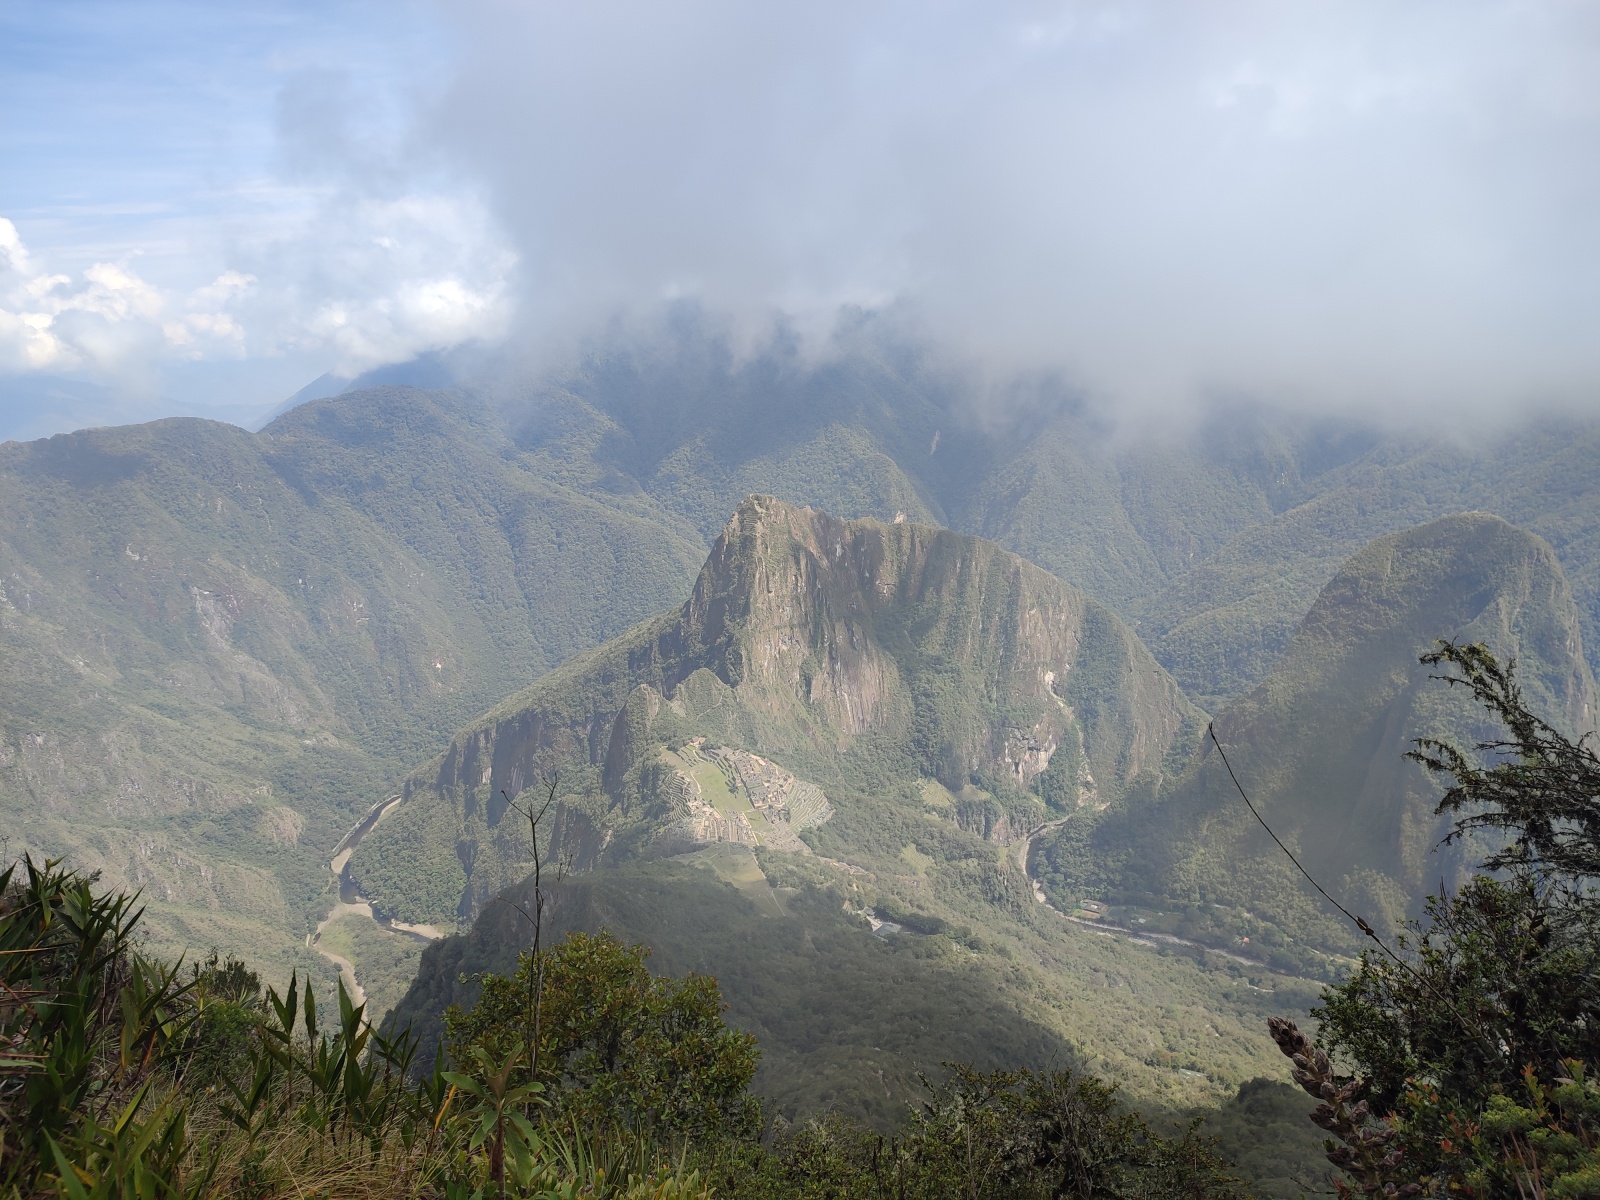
[1042,513,1597,954]
[673,497,903,737]
[354,496,1205,925]
[664,495,1198,778]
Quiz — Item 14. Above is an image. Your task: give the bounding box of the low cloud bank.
[8,1,1600,428]
[431,0,1600,420]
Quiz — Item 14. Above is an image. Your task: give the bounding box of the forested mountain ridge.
[509,333,1600,709]
[0,390,706,979]
[1130,424,1600,708]
[9,333,1600,1097]
[1037,513,1595,964]
[380,505,1593,1126]
[375,506,1323,1121]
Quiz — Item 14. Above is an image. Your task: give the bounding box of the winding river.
[308,793,445,1006]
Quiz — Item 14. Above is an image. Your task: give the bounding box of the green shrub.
[444,930,761,1140]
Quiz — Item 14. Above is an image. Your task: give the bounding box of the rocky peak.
[666,496,1188,764]
[369,496,1206,925]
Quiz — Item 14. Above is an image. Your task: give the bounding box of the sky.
[2,0,1599,432]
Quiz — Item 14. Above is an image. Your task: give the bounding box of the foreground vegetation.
[0,854,1245,1199]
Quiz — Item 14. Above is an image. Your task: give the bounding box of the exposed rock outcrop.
[356,497,1205,925]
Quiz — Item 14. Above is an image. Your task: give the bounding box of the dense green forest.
[360,499,1317,1114]
[349,497,1586,1126]
[386,854,1321,1128]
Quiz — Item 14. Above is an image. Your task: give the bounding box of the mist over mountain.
[11,5,1600,1194]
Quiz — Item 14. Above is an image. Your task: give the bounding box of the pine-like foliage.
[1275,643,1600,1198]
[1410,641,1600,883]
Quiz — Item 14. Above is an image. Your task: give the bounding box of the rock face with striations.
[353,496,1206,925]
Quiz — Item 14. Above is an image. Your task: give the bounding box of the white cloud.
[0,221,166,371]
[163,271,254,357]
[9,0,1600,423]
[74,263,164,323]
[235,188,514,376]
[424,0,1600,418]
[1,183,514,380]
[0,219,34,277]
[0,223,227,372]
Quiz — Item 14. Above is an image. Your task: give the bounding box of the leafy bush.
[0,855,719,1199]
[697,1064,1245,1199]
[444,931,761,1140]
[0,855,200,1195]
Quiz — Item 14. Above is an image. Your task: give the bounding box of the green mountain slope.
[388,861,1072,1129]
[386,853,1321,1127]
[1129,423,1600,710]
[1129,441,1467,709]
[12,327,1600,1031]
[0,390,706,977]
[1038,513,1596,963]
[12,346,1322,999]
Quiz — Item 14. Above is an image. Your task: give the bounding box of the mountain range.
[6,330,1600,1124]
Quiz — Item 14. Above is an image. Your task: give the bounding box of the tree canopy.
[445,930,761,1139]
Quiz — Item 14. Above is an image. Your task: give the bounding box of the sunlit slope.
[353,495,1206,926]
[1039,513,1595,961]
[0,388,705,974]
[11,335,1600,1000]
